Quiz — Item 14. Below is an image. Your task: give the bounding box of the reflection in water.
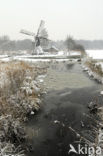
[66,63,74,70]
[44,63,99,90]
[50,62,74,72]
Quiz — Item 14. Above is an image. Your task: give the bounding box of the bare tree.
[65,36,76,55]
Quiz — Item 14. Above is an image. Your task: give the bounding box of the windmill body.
[20,20,49,55]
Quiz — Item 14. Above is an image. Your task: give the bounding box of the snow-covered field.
[82,50,103,84]
[86,50,103,71]
[1,50,103,62]
[0,50,81,62]
[86,50,103,60]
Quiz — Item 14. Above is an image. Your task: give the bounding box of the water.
[27,62,103,156]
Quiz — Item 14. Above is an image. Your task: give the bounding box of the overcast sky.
[0,0,103,40]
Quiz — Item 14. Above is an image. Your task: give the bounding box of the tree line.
[0,36,33,52]
[0,35,102,53]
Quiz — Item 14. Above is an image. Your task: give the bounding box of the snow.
[54,120,60,124]
[86,50,103,59]
[69,51,81,56]
[0,49,82,64]
[100,91,103,95]
[14,51,66,58]
[0,55,10,62]
[0,55,8,58]
[96,62,103,71]
[0,49,82,63]
[58,51,65,55]
[37,75,46,83]
[14,58,51,62]
[30,111,35,115]
[34,46,44,55]
[58,51,81,56]
[0,58,11,62]
[0,56,75,63]
[11,56,70,62]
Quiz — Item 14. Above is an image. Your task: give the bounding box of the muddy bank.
[26,62,103,156]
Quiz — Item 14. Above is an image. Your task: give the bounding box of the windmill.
[20,20,49,55]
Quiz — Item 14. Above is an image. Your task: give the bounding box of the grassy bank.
[85,59,103,77]
[0,61,46,156]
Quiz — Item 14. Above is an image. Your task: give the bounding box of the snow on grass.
[0,55,9,58]
[0,61,47,155]
[0,58,11,62]
[85,50,103,74]
[69,51,81,56]
[96,62,103,71]
[13,57,51,62]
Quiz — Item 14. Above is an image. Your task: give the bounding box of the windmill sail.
[20,29,35,36]
[39,28,48,38]
[37,20,45,36]
[37,20,48,39]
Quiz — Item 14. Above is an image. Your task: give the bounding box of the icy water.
[27,62,103,156]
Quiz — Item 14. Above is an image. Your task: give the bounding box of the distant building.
[43,46,59,54]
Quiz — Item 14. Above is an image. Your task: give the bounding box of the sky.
[0,0,103,41]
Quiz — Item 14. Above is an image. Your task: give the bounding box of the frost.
[0,61,46,155]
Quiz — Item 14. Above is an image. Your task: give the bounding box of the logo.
[68,144,78,154]
[68,144,101,155]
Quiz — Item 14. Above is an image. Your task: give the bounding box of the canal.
[27,62,103,156]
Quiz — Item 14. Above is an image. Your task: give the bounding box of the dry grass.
[0,61,46,155]
[0,61,41,118]
[85,60,103,77]
[0,61,34,96]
